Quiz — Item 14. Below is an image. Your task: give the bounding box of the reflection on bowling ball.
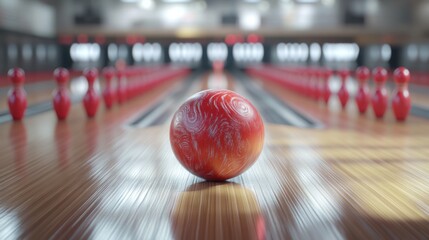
[170,182,265,240]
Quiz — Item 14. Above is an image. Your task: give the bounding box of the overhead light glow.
[207,43,228,62]
[233,43,264,63]
[139,0,155,10]
[161,5,187,26]
[121,0,139,2]
[169,43,202,63]
[108,44,118,62]
[322,43,359,62]
[381,44,391,62]
[176,27,201,38]
[69,43,100,62]
[310,43,321,62]
[239,11,261,30]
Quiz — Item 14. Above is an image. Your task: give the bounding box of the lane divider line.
[233,71,323,128]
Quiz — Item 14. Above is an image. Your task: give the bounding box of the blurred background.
[1,0,429,74]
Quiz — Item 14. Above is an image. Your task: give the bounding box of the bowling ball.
[170,89,264,181]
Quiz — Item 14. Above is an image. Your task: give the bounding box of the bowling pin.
[102,67,116,109]
[392,67,411,121]
[322,69,332,105]
[337,70,350,109]
[7,68,27,121]
[83,68,100,118]
[53,68,71,120]
[371,67,388,119]
[355,66,371,114]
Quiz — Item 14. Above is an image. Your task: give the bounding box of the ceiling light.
[139,0,155,9]
[239,11,261,30]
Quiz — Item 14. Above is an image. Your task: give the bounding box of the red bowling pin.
[116,70,126,104]
[371,67,388,119]
[102,67,116,109]
[53,68,71,120]
[83,68,100,118]
[7,68,27,121]
[322,69,332,104]
[337,70,350,109]
[355,66,371,114]
[392,67,411,121]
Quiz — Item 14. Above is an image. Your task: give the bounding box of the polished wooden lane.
[0,81,57,112]
[0,71,84,112]
[0,71,428,239]
[251,73,429,130]
[0,66,171,113]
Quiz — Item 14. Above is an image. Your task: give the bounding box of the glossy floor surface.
[0,71,428,239]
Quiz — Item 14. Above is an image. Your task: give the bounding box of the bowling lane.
[0,71,198,239]
[0,71,83,113]
[0,75,90,122]
[247,69,429,131]
[1,70,429,239]
[0,81,58,112]
[0,66,185,123]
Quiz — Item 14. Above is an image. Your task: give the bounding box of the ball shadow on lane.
[170,182,265,240]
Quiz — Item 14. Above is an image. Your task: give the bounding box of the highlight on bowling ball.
[170,89,264,181]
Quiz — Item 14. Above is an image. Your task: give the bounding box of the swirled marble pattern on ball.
[170,89,265,181]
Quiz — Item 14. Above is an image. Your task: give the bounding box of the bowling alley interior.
[1,0,429,239]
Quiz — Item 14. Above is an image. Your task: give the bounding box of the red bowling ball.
[170,89,265,181]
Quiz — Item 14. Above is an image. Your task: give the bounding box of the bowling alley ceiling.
[3,0,429,41]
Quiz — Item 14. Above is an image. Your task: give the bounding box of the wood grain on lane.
[0,71,428,239]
